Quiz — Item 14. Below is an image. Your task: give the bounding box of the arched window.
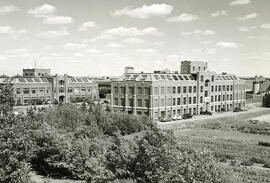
[205,79,210,87]
[59,80,65,85]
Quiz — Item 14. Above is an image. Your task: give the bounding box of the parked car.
[200,111,213,115]
[233,107,244,112]
[159,117,172,122]
[182,114,193,119]
[172,115,182,121]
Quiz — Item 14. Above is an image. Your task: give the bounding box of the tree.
[262,93,270,107]
[0,84,35,183]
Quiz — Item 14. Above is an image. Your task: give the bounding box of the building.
[110,61,246,120]
[0,69,99,105]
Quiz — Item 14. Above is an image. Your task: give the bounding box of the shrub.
[241,161,254,166]
[258,141,270,147]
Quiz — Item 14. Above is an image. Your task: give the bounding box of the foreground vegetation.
[1,84,227,183]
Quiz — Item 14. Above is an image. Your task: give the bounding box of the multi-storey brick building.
[0,68,99,105]
[110,61,246,120]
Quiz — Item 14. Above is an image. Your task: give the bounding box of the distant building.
[0,68,99,105]
[241,76,270,94]
[110,61,246,120]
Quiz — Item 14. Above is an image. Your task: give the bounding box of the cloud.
[123,37,145,44]
[0,26,27,39]
[181,30,215,36]
[200,40,213,44]
[135,48,156,53]
[248,35,270,40]
[230,0,251,6]
[0,5,20,14]
[167,13,199,22]
[216,41,241,48]
[28,4,56,18]
[261,23,270,29]
[193,48,217,54]
[43,16,73,24]
[236,13,257,21]
[39,28,69,38]
[85,48,101,54]
[238,26,255,32]
[107,42,123,48]
[78,21,96,31]
[64,43,88,49]
[211,10,227,17]
[102,26,163,36]
[90,35,114,42]
[111,3,173,19]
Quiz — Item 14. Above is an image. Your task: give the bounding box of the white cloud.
[64,43,88,49]
[216,41,241,48]
[111,3,173,19]
[211,10,227,17]
[200,40,213,44]
[0,5,20,14]
[181,30,215,36]
[230,0,251,6]
[135,48,156,53]
[102,26,163,37]
[85,48,101,54]
[39,28,69,38]
[236,13,257,21]
[167,13,199,22]
[78,21,96,32]
[43,16,73,24]
[107,42,123,48]
[238,26,255,32]
[248,35,270,41]
[261,23,270,29]
[0,26,27,39]
[90,35,114,42]
[28,4,56,18]
[193,48,217,55]
[123,37,145,44]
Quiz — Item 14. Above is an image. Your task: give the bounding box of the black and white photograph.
[0,0,270,182]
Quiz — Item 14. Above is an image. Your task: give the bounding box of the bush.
[241,161,254,166]
[258,141,270,147]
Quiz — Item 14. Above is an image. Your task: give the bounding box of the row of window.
[114,98,150,107]
[16,88,50,95]
[114,86,150,95]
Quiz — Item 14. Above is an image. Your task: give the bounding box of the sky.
[0,0,269,77]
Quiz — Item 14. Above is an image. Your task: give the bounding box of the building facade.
[0,69,99,105]
[110,61,246,120]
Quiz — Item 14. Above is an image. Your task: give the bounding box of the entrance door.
[59,95,65,103]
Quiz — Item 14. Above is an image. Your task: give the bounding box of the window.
[167,87,171,94]
[81,87,86,93]
[172,87,176,94]
[177,98,181,105]
[223,95,225,101]
[23,88,30,94]
[218,86,221,91]
[173,98,176,106]
[189,86,192,93]
[198,66,201,71]
[167,98,171,106]
[215,86,217,92]
[160,99,165,107]
[193,86,196,93]
[16,88,20,94]
[138,99,142,107]
[59,80,65,85]
[183,86,187,93]
[223,85,225,91]
[230,94,233,100]
[145,99,149,108]
[137,87,142,94]
[211,96,214,102]
[211,76,215,82]
[154,99,158,107]
[129,87,134,95]
[114,98,118,105]
[227,85,229,91]
[200,75,204,82]
[218,95,221,101]
[211,86,214,92]
[215,95,217,102]
[120,87,125,94]
[230,85,233,91]
[32,89,36,94]
[114,87,118,94]
[121,98,125,106]
[39,88,45,93]
[59,87,64,93]
[205,91,208,97]
[205,80,209,87]
[172,75,179,80]
[200,96,203,103]
[188,97,191,104]
[144,87,150,95]
[193,66,195,71]
[193,97,196,104]
[183,97,186,104]
[154,87,159,95]
[200,86,203,92]
[68,87,73,93]
[177,86,181,93]
[161,87,165,95]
